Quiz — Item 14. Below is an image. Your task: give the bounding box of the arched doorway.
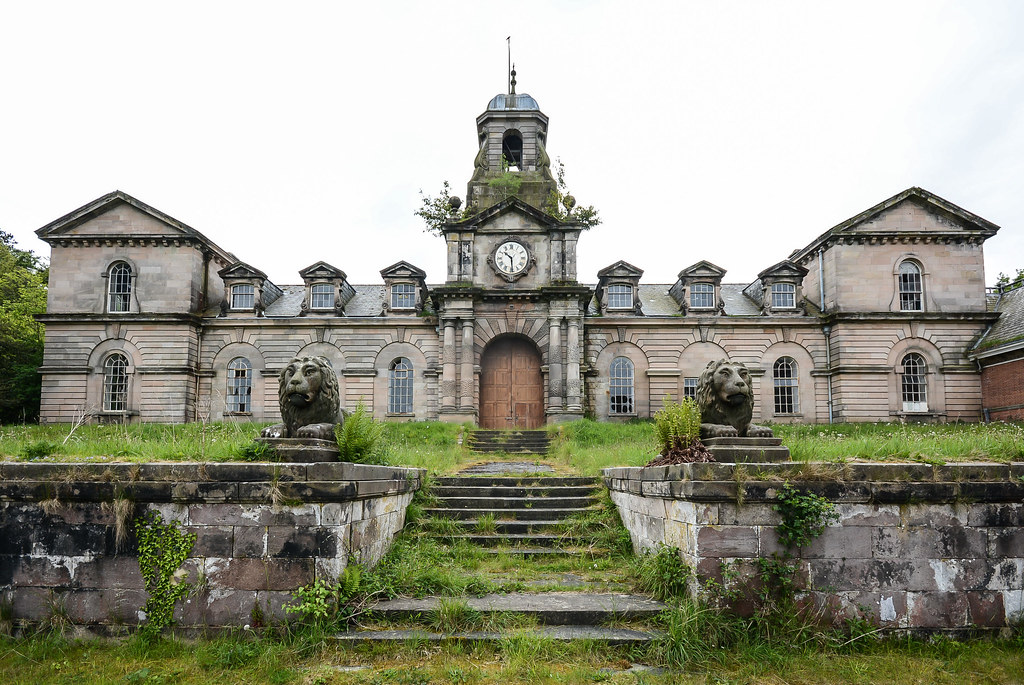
[480,336,544,429]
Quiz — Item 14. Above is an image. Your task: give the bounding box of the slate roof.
[972,283,1024,357]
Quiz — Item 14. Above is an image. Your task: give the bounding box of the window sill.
[224,412,253,417]
[386,412,414,417]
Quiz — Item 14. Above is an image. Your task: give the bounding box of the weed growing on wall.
[654,397,701,453]
[632,544,693,601]
[774,482,839,550]
[134,511,196,639]
[284,565,365,632]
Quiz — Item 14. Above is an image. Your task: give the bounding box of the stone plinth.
[702,437,790,463]
[256,437,339,463]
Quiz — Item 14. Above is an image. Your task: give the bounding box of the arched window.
[108,262,132,313]
[103,353,129,412]
[898,261,923,311]
[690,283,715,309]
[609,357,635,415]
[388,357,413,414]
[773,357,799,414]
[226,357,252,413]
[901,353,928,412]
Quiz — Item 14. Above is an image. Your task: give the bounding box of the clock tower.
[432,76,592,428]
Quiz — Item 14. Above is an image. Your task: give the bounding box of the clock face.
[494,240,529,275]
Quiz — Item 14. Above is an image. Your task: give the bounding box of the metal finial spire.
[510,63,517,95]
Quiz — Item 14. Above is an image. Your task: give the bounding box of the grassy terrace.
[1,419,1022,471]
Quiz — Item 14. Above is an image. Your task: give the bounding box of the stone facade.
[604,462,1024,630]
[34,88,1012,427]
[971,281,1024,420]
[0,461,422,629]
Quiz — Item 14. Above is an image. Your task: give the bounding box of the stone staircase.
[335,465,666,646]
[466,429,552,455]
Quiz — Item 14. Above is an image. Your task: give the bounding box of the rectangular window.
[231,284,255,310]
[607,284,633,310]
[683,378,698,399]
[310,283,334,309]
[391,283,416,309]
[690,283,715,309]
[770,283,796,309]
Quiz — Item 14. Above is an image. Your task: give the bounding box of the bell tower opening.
[502,131,523,170]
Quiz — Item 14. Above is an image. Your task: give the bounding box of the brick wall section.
[604,462,1024,630]
[981,356,1024,420]
[0,461,423,630]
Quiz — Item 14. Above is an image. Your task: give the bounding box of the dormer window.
[770,283,796,309]
[310,283,334,310]
[607,284,633,310]
[690,283,715,309]
[391,283,416,309]
[231,284,255,310]
[107,262,132,313]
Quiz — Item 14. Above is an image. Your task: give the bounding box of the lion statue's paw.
[746,424,774,438]
[700,422,739,439]
[295,423,336,440]
[261,424,288,439]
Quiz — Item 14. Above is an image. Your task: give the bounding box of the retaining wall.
[604,461,1024,630]
[0,461,423,631]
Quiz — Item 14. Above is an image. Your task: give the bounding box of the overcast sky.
[2,0,1022,288]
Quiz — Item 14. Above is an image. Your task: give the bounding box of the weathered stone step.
[437,476,599,487]
[332,625,659,647]
[432,485,600,499]
[429,533,564,547]
[444,519,564,534]
[424,507,592,521]
[436,496,598,510]
[367,592,667,625]
[467,446,551,455]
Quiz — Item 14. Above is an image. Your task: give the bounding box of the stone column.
[566,318,582,411]
[548,317,563,410]
[459,319,475,411]
[441,319,457,411]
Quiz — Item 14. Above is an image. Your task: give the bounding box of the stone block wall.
[604,462,1024,630]
[0,461,423,630]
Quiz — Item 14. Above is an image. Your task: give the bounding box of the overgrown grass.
[2,418,1022,470]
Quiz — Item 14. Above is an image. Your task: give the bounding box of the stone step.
[442,519,565,534]
[426,533,565,547]
[467,445,551,455]
[432,485,600,499]
[437,476,599,487]
[424,507,593,521]
[332,625,659,647]
[435,496,598,510]
[367,592,667,625]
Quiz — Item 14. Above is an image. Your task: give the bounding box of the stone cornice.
[36,313,203,325]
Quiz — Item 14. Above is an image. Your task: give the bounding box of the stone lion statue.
[260,356,341,440]
[697,359,773,439]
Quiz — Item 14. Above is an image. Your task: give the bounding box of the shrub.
[336,402,386,464]
[653,397,701,454]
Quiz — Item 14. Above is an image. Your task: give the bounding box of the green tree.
[995,267,1024,288]
[0,231,47,423]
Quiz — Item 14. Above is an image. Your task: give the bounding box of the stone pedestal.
[255,437,340,463]
[702,437,790,463]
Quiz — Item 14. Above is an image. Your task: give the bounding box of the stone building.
[35,85,1010,427]
[971,279,1024,421]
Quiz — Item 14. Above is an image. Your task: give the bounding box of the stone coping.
[0,461,425,504]
[603,461,1024,504]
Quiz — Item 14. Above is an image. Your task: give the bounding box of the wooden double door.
[479,337,544,429]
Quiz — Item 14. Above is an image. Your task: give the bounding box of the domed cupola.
[468,68,556,212]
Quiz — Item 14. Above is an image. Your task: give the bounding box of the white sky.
[2,0,1022,287]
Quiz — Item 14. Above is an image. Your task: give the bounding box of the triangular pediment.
[380,260,427,280]
[597,260,644,279]
[757,260,808,280]
[35,190,236,263]
[679,260,726,280]
[448,197,563,232]
[299,261,347,280]
[791,187,1000,263]
[218,262,267,280]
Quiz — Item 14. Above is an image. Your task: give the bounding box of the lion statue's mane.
[260,355,341,440]
[696,359,773,439]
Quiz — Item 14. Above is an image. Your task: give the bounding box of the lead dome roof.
[486,93,540,111]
